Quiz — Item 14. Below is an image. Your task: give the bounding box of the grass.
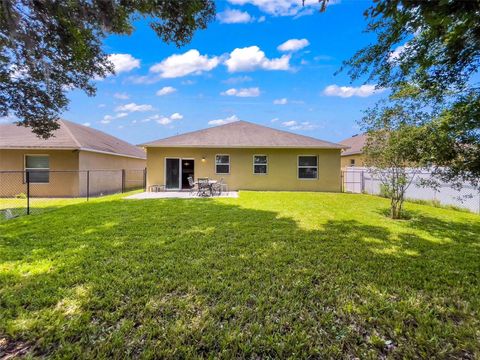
[0,192,479,358]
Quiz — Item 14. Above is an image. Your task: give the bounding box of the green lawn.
[1,192,479,358]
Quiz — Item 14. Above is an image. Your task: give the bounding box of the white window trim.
[24,154,50,184]
[215,154,230,175]
[253,154,268,175]
[297,155,318,180]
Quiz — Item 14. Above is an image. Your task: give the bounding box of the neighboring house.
[0,120,146,197]
[340,133,366,168]
[141,121,346,192]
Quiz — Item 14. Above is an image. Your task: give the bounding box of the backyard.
[0,192,479,358]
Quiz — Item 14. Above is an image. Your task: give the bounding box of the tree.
[0,0,215,138]
[362,103,427,219]
[342,0,480,187]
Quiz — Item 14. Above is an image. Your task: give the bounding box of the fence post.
[86,170,90,201]
[121,169,126,193]
[26,171,30,215]
[143,168,147,192]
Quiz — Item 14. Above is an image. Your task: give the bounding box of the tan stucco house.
[141,121,346,192]
[340,134,366,168]
[0,120,146,197]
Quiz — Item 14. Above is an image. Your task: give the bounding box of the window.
[25,155,50,183]
[215,154,230,174]
[298,155,318,179]
[253,155,268,174]
[350,159,356,167]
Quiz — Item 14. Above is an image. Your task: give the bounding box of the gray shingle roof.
[141,121,346,149]
[340,133,366,156]
[0,120,146,159]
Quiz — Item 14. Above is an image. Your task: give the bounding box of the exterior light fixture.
[201,157,206,162]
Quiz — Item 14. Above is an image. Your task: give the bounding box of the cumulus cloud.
[273,98,288,105]
[322,84,385,98]
[100,112,128,124]
[281,120,316,130]
[277,38,310,52]
[114,92,129,100]
[389,44,409,62]
[144,113,184,126]
[108,54,140,74]
[156,86,177,96]
[82,122,91,127]
[227,0,339,16]
[221,87,260,97]
[115,102,154,112]
[208,114,240,126]
[225,46,290,72]
[217,8,253,23]
[150,49,220,78]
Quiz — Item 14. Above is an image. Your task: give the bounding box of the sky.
[63,0,389,145]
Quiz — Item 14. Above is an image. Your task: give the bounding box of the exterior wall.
[78,151,146,196]
[0,149,80,197]
[147,147,341,192]
[341,154,365,169]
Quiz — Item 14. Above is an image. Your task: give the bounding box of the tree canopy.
[0,0,215,137]
[343,0,480,186]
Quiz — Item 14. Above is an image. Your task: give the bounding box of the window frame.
[350,159,356,167]
[297,155,318,180]
[24,154,50,184]
[215,154,230,175]
[253,154,268,175]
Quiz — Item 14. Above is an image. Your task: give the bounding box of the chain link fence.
[342,167,480,214]
[0,169,146,220]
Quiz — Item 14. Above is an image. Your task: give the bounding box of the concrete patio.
[125,191,239,200]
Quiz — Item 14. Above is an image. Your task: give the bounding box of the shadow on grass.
[0,197,479,358]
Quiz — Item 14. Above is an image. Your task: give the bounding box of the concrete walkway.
[125,191,239,199]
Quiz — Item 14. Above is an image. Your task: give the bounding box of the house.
[340,133,366,168]
[0,120,146,197]
[141,121,346,192]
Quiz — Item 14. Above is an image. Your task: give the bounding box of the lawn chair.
[187,176,197,196]
[197,178,211,197]
[211,178,224,196]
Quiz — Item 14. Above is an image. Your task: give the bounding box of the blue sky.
[64,0,388,145]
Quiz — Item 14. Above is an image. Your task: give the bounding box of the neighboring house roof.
[340,133,366,156]
[141,121,346,149]
[0,120,146,159]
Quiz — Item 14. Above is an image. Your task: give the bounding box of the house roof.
[0,120,146,159]
[340,133,366,156]
[141,121,346,149]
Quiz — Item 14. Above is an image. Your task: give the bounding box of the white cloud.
[322,84,385,98]
[225,46,290,72]
[217,8,253,23]
[281,120,316,130]
[221,87,260,97]
[114,92,129,100]
[100,112,129,124]
[208,114,240,126]
[271,118,279,123]
[156,86,177,96]
[150,49,220,78]
[277,38,310,52]
[108,54,140,74]
[389,44,408,62]
[223,76,253,84]
[227,0,339,16]
[273,98,288,105]
[170,112,183,120]
[82,122,91,127]
[115,102,154,112]
[144,113,184,126]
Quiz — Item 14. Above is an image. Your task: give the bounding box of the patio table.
[195,180,217,197]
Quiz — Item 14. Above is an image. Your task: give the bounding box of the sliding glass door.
[165,158,180,189]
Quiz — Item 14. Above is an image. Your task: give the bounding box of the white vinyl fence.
[342,167,480,214]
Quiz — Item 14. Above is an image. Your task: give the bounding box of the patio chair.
[211,178,224,196]
[197,178,211,197]
[187,176,197,195]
